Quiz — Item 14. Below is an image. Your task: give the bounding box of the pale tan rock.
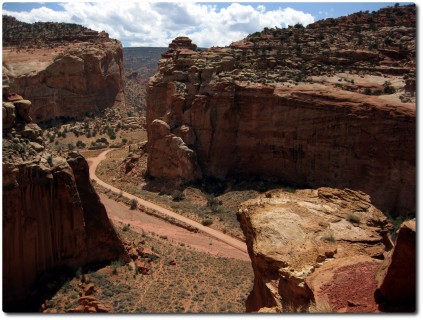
[237,187,388,312]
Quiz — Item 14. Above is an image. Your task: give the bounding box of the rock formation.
[376,219,416,311]
[146,4,416,215]
[2,16,125,122]
[2,93,128,311]
[237,187,389,312]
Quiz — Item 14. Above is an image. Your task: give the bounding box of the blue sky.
[2,1,409,47]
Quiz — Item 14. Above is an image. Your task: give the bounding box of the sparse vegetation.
[171,190,184,202]
[323,232,336,243]
[347,213,360,224]
[130,199,138,210]
[308,300,333,313]
[201,219,213,226]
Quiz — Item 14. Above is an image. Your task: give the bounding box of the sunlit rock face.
[147,4,415,215]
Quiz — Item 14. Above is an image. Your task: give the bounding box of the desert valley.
[2,3,416,313]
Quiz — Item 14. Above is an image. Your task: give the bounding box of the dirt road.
[100,194,249,261]
[88,149,248,254]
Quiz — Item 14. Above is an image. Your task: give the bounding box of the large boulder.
[375,219,416,311]
[237,187,389,312]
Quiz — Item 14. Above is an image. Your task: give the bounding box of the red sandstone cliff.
[146,5,415,216]
[2,95,128,311]
[2,16,125,122]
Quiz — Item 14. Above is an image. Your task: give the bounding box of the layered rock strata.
[2,16,125,122]
[146,5,416,215]
[237,187,390,312]
[2,95,128,311]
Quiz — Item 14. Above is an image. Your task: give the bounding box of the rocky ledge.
[2,94,128,311]
[146,4,415,215]
[237,188,415,312]
[2,16,125,122]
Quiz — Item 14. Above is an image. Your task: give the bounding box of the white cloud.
[3,2,315,47]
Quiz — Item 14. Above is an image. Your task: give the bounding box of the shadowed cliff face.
[146,6,415,216]
[2,96,128,311]
[2,16,126,122]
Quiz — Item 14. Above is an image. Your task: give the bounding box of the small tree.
[130,198,138,210]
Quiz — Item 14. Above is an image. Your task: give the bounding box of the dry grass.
[308,300,333,313]
[45,226,253,313]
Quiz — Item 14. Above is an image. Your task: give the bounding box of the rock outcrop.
[2,16,125,122]
[146,4,416,215]
[376,219,416,311]
[237,187,390,312]
[2,94,128,311]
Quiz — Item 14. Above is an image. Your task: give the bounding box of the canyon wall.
[2,16,125,122]
[2,95,128,311]
[146,6,416,216]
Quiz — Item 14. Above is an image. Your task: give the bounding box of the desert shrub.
[70,292,78,299]
[111,260,123,275]
[206,194,221,213]
[122,224,130,232]
[47,155,53,165]
[347,213,360,224]
[68,143,75,150]
[201,219,213,226]
[308,300,333,313]
[364,88,372,95]
[130,199,138,210]
[76,140,86,148]
[172,190,184,202]
[323,232,336,242]
[383,81,396,94]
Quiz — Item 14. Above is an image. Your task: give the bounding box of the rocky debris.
[136,261,150,275]
[2,94,128,311]
[376,219,416,311]
[3,16,126,122]
[237,187,389,312]
[67,295,113,313]
[83,283,95,297]
[146,4,416,215]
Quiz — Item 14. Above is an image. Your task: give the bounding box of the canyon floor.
[41,189,253,313]
[39,143,253,313]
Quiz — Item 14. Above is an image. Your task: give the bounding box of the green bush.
[130,199,138,210]
[172,190,184,202]
[347,213,360,224]
[201,219,213,226]
[323,232,336,242]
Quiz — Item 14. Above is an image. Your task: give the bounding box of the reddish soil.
[320,261,381,312]
[100,194,249,261]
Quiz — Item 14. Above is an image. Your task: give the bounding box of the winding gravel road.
[87,149,248,254]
